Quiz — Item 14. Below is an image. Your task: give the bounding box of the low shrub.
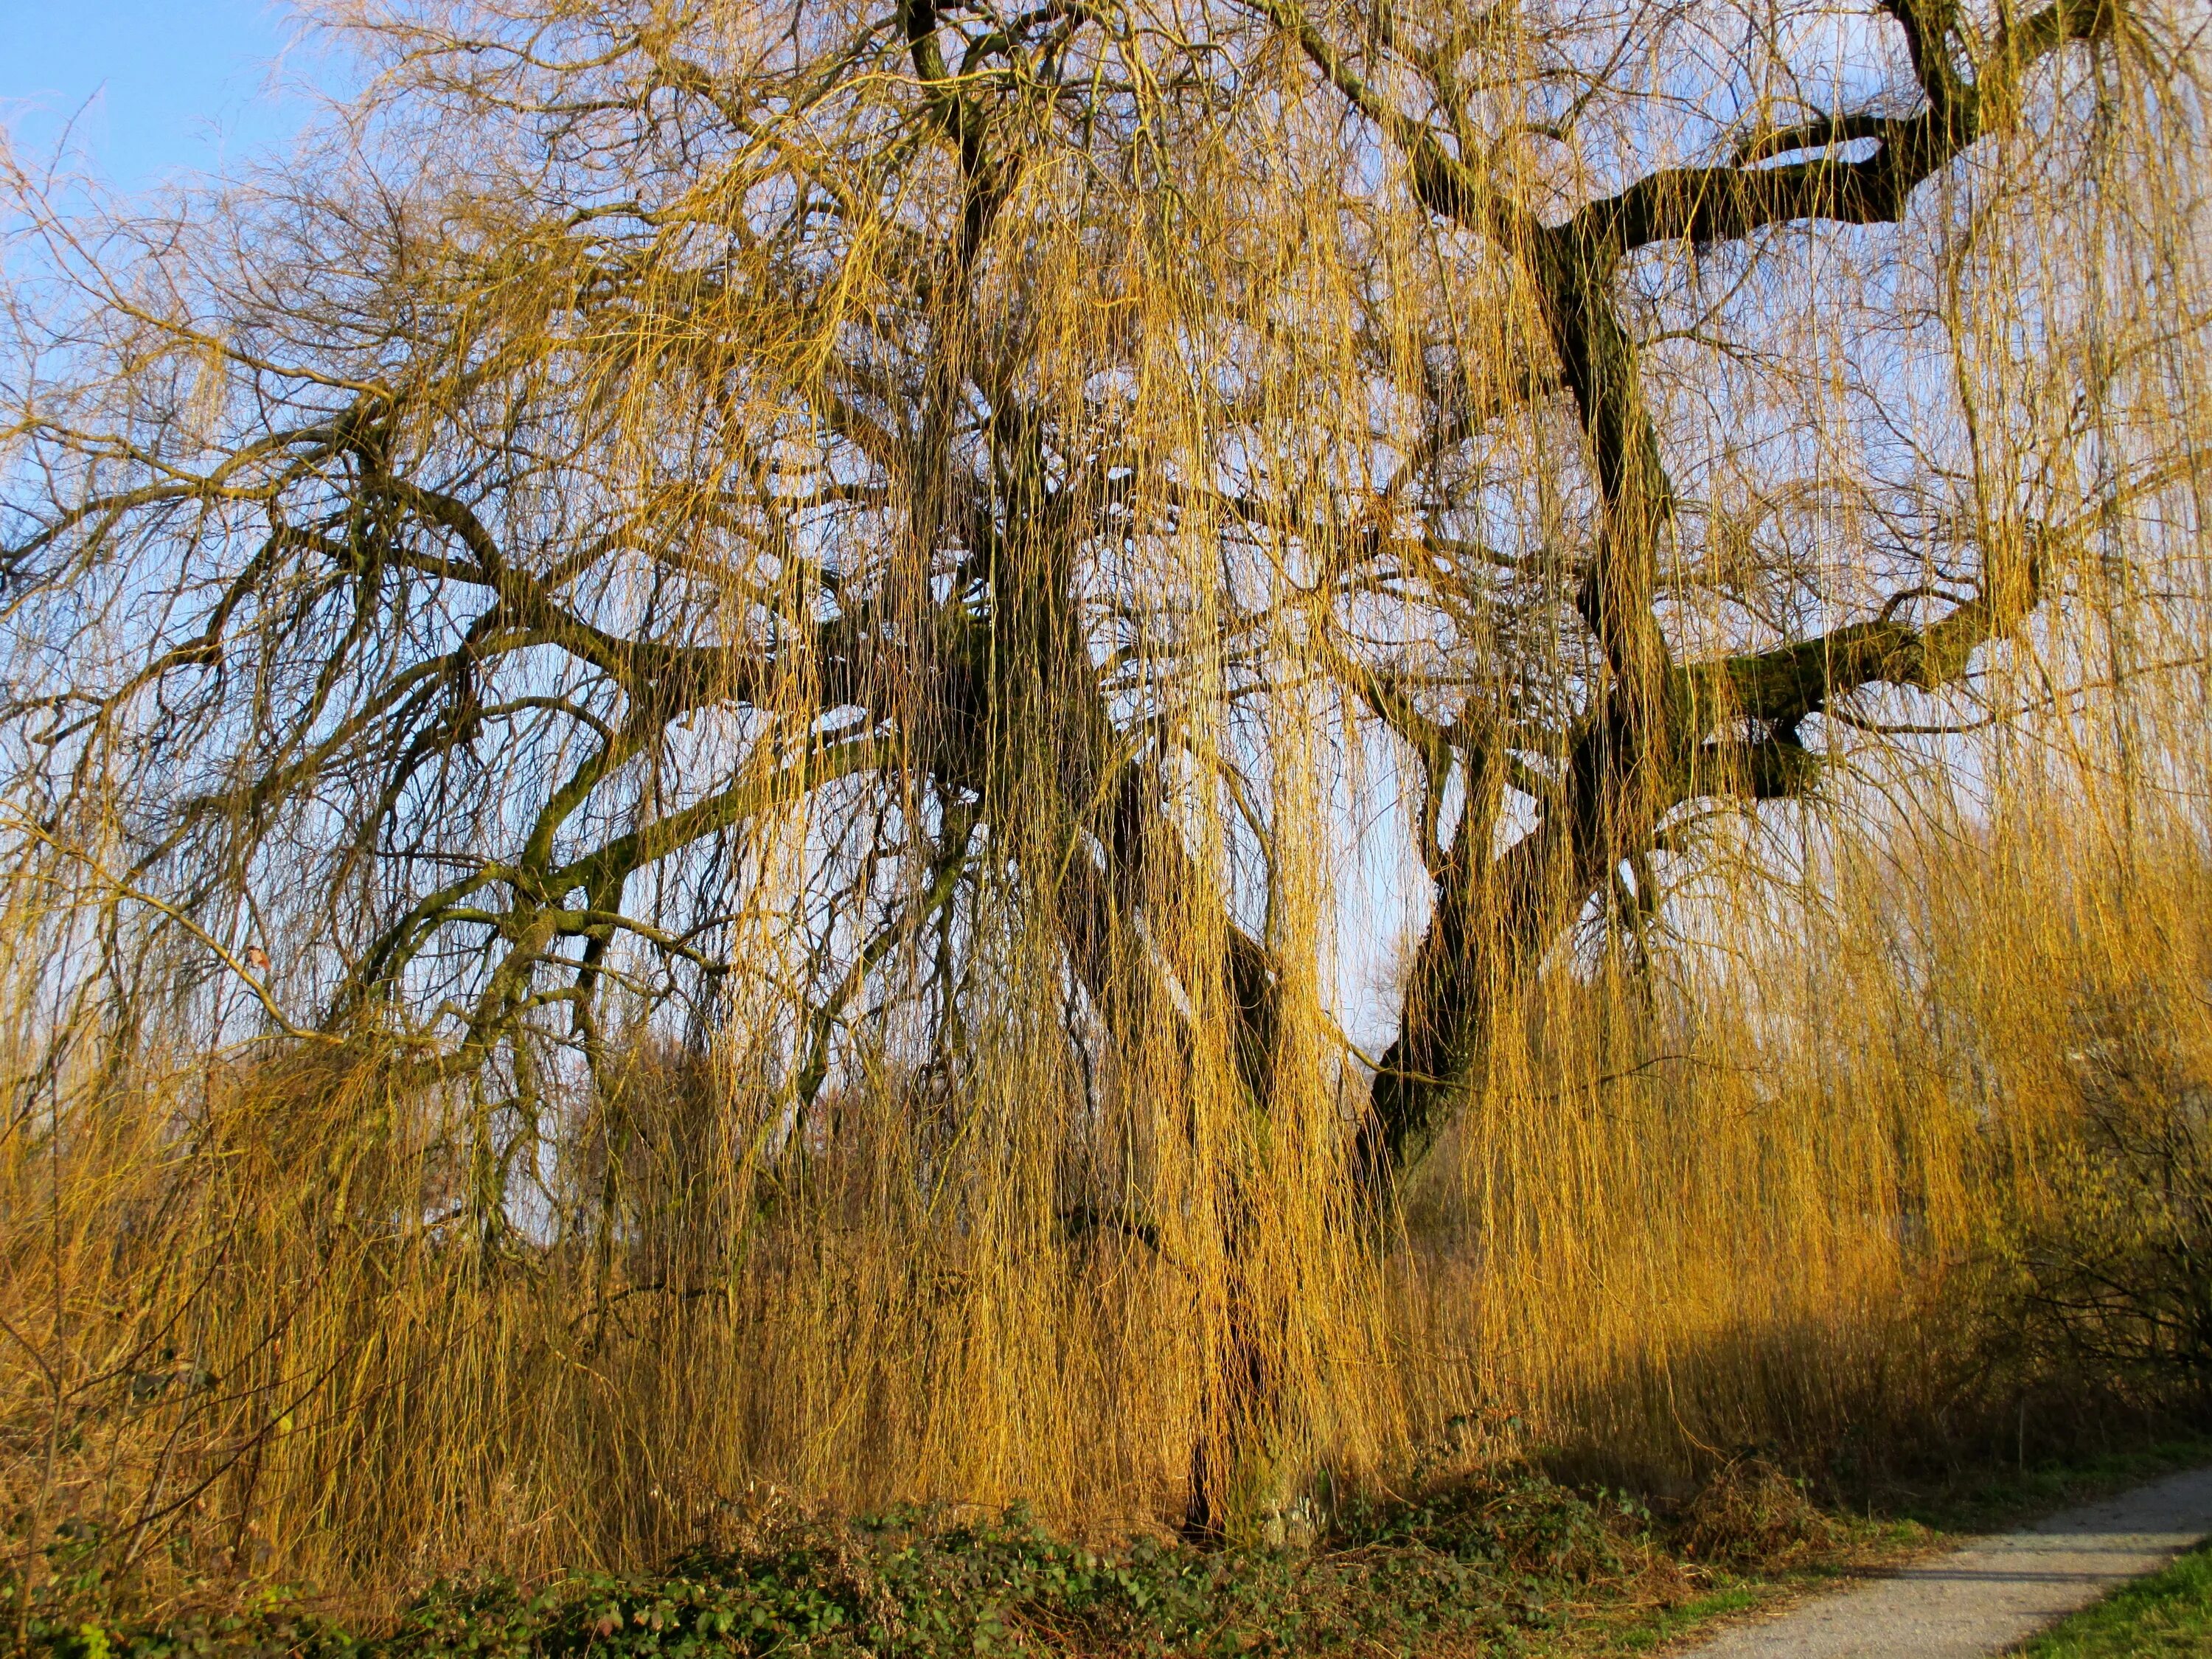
[1677,1456,1840,1571]
[8,1475,1656,1659]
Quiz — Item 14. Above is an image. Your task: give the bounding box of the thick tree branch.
[1703,535,2045,725]
[1572,0,2123,254]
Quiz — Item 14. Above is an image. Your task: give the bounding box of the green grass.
[2014,1540,2212,1657]
[1882,1436,2212,1538]
[1581,1585,1761,1653]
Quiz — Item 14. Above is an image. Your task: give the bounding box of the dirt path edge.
[1670,1464,2212,1658]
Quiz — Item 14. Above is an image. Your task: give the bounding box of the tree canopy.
[4,0,2207,1523]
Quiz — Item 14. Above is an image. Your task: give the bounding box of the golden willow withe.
[1,0,2208,1573]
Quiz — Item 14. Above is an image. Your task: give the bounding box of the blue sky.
[1,1,319,193]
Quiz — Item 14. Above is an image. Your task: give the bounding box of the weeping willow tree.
[1,0,2207,1557]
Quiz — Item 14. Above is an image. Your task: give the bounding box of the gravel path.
[1673,1465,2212,1658]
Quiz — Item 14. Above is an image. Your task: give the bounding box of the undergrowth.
[21,1439,2212,1659]
[7,1474,1653,1659]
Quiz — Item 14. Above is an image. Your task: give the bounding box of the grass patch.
[1878,1436,2212,1538]
[2012,1540,2212,1657]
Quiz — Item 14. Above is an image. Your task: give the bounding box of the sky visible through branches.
[1,1,316,197]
